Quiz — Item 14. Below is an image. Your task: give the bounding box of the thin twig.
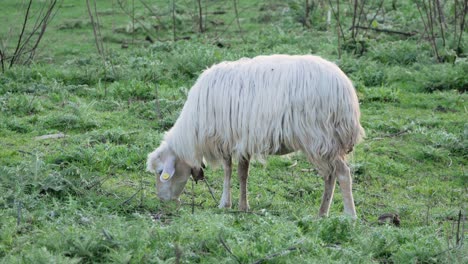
[138,0,163,26]
[26,0,59,64]
[9,0,32,67]
[86,0,102,54]
[203,178,218,204]
[351,0,359,39]
[121,188,141,206]
[212,2,257,42]
[219,233,241,264]
[116,0,156,40]
[19,0,61,65]
[456,209,463,246]
[363,0,385,38]
[232,0,245,43]
[93,0,105,53]
[84,173,114,190]
[172,0,176,41]
[196,0,204,33]
[435,0,446,47]
[328,0,346,42]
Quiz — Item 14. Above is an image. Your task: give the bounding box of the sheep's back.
[173,55,364,165]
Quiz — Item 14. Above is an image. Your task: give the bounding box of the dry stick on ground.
[219,233,242,264]
[351,26,417,36]
[121,188,142,206]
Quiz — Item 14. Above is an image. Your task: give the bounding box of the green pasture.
[0,0,466,263]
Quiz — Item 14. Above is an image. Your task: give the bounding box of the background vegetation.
[0,0,466,263]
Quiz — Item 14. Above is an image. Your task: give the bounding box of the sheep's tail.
[341,121,365,155]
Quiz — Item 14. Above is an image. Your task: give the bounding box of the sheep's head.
[146,142,204,201]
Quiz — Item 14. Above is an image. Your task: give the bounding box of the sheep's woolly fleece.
[163,54,364,168]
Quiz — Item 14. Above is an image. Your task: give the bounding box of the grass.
[1,0,467,263]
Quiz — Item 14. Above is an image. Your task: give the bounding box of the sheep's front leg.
[318,168,336,217]
[238,157,250,211]
[219,156,232,209]
[336,158,357,218]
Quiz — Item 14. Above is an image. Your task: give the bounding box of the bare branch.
[86,0,102,54]
[233,0,246,42]
[10,0,32,67]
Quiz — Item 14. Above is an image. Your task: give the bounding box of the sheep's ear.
[191,165,205,183]
[160,156,176,182]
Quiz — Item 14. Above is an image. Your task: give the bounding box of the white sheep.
[147,54,364,218]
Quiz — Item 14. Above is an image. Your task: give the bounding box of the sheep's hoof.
[218,203,232,209]
[238,204,250,212]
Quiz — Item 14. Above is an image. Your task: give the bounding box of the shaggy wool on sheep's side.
[163,55,364,169]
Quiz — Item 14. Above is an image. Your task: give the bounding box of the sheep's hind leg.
[335,158,357,218]
[219,156,232,209]
[238,157,250,211]
[318,163,336,217]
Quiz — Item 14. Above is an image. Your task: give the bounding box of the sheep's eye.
[156,169,163,175]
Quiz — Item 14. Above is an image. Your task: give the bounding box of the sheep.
[147,54,364,218]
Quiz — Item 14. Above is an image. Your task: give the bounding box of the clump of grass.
[42,112,99,131]
[361,86,400,103]
[2,118,32,133]
[368,41,431,65]
[421,63,468,93]
[0,93,43,115]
